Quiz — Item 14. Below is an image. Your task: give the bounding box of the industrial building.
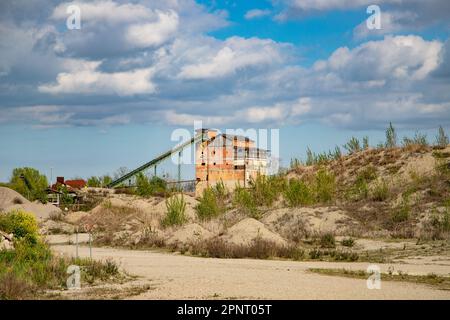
[195,129,269,196]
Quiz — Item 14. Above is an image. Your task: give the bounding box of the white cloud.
[315,35,443,81]
[244,9,271,20]
[125,10,179,48]
[178,37,288,79]
[39,60,156,96]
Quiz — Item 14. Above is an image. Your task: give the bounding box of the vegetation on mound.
[162,194,187,227]
[0,209,122,299]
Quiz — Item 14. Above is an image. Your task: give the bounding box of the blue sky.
[0,0,450,182]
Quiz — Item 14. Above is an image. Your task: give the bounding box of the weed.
[196,187,225,220]
[284,179,314,207]
[371,179,389,201]
[319,233,336,248]
[233,185,260,219]
[162,194,187,227]
[341,238,355,247]
[315,168,336,203]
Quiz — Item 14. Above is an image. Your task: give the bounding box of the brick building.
[195,129,269,196]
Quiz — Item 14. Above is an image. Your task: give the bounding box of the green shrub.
[402,131,428,147]
[343,137,361,154]
[371,179,389,201]
[136,173,167,197]
[233,186,260,219]
[284,179,314,207]
[435,125,449,148]
[385,122,397,148]
[391,197,410,223]
[315,169,336,203]
[212,180,228,199]
[196,187,224,220]
[341,238,355,247]
[0,209,39,244]
[319,233,336,248]
[250,175,282,207]
[162,194,187,227]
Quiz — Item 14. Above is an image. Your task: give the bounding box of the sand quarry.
[2,145,450,299]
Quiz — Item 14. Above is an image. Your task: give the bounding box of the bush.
[391,197,410,223]
[250,175,283,207]
[319,233,336,248]
[343,137,361,154]
[284,179,314,207]
[435,125,449,148]
[371,179,389,201]
[385,122,397,148]
[402,132,428,147]
[136,173,167,197]
[162,194,187,227]
[341,238,355,247]
[0,209,39,244]
[315,169,336,203]
[196,187,224,220]
[233,186,260,219]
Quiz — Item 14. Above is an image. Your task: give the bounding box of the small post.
[178,151,182,185]
[89,233,92,260]
[154,165,157,177]
[75,230,79,259]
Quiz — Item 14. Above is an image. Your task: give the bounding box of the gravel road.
[53,245,450,300]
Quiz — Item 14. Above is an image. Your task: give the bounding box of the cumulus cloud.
[1,1,449,132]
[178,37,289,79]
[125,10,179,48]
[38,60,156,96]
[314,35,443,81]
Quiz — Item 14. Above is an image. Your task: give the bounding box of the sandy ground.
[52,245,450,300]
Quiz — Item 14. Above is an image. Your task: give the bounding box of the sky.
[0,0,450,182]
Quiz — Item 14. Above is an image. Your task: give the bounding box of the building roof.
[64,179,86,189]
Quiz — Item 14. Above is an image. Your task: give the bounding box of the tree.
[9,167,48,203]
[135,173,152,197]
[385,122,397,148]
[113,167,129,180]
[363,136,369,150]
[101,175,112,187]
[87,176,101,187]
[436,125,449,148]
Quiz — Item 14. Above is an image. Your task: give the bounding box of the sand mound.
[262,207,358,240]
[0,187,61,221]
[167,223,213,245]
[223,218,287,247]
[65,211,90,225]
[154,194,198,222]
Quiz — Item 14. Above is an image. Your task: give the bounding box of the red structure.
[53,177,86,190]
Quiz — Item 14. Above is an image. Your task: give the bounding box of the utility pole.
[178,151,182,185]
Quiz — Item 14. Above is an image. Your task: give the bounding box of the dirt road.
[53,245,450,300]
